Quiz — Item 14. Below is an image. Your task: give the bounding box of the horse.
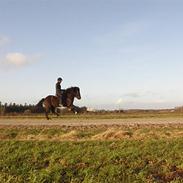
[36,87,81,119]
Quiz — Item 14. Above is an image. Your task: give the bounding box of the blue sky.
[0,0,183,109]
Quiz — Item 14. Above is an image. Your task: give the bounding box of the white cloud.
[123,92,143,98]
[115,90,182,109]
[0,35,42,70]
[0,35,11,47]
[5,53,27,66]
[0,52,42,69]
[116,98,123,105]
[95,21,145,46]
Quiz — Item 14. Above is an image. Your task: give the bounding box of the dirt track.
[1,117,183,127]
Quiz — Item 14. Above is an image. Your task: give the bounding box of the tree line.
[0,102,44,115]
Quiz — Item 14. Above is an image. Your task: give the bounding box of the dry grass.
[91,128,132,140]
[59,130,79,140]
[1,123,183,141]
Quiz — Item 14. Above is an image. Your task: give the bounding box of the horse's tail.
[36,98,45,107]
[30,98,45,113]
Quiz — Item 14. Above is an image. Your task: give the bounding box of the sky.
[0,0,183,109]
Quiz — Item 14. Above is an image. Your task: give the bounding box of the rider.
[55,77,63,107]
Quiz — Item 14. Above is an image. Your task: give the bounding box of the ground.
[1,114,183,182]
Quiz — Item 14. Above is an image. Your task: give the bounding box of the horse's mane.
[65,86,78,93]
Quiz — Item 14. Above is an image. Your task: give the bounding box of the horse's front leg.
[54,108,60,116]
[50,106,59,117]
[70,105,78,114]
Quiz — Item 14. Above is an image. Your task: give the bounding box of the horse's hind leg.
[45,107,50,120]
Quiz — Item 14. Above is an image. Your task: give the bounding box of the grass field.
[1,114,183,183]
[1,139,183,182]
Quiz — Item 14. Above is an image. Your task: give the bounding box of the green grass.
[0,127,97,141]
[1,139,183,182]
[1,124,183,182]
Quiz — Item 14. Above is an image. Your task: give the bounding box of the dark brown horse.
[36,87,81,119]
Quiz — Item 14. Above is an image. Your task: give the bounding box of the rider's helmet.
[57,77,63,82]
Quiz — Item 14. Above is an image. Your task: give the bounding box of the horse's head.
[63,87,81,108]
[73,87,81,99]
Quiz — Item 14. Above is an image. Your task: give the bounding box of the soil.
[0,117,183,127]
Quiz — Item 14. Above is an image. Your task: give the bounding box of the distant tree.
[1,102,45,114]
